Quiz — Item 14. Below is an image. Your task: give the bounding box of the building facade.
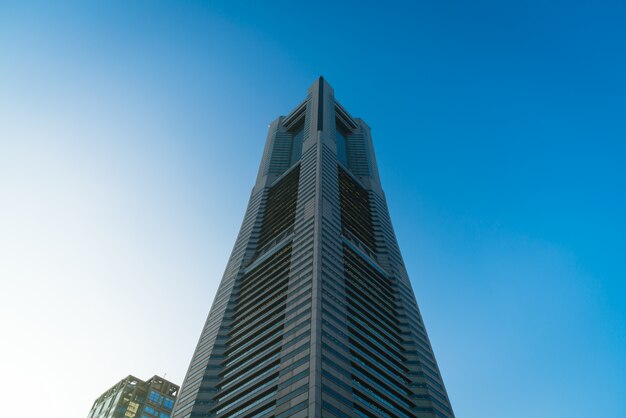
[173,78,454,418]
[87,375,179,418]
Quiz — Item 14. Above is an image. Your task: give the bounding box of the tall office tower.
[87,375,179,418]
[173,78,454,418]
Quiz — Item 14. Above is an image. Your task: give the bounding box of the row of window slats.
[210,164,303,417]
[338,167,376,252]
[174,188,268,418]
[333,166,418,418]
[338,164,453,417]
[211,244,293,417]
[268,131,296,175]
[343,245,417,418]
[256,165,300,252]
[345,132,370,177]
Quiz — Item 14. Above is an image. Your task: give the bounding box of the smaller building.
[87,375,178,418]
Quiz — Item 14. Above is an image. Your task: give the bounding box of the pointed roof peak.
[312,75,329,89]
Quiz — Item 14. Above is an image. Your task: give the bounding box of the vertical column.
[306,76,336,418]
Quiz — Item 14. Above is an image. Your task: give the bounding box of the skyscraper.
[173,78,454,418]
[87,375,178,418]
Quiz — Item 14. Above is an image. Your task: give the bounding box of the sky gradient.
[1,1,625,417]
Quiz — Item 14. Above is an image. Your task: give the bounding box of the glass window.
[163,398,174,409]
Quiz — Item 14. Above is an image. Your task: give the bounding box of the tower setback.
[173,78,454,418]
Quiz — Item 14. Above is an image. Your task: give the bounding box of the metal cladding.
[173,78,454,418]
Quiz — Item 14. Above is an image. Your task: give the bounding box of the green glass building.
[87,375,178,418]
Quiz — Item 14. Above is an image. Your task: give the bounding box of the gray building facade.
[173,78,454,418]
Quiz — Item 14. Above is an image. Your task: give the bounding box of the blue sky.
[1,1,625,417]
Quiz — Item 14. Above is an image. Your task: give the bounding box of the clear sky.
[1,1,625,417]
